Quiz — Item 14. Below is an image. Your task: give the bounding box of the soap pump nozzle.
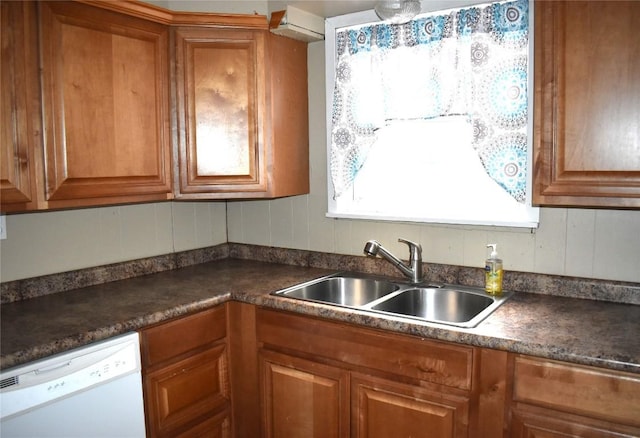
[487,243,498,259]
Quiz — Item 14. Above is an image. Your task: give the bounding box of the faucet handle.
[398,238,423,283]
[398,238,421,250]
[398,238,422,260]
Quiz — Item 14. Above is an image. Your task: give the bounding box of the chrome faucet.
[363,238,423,283]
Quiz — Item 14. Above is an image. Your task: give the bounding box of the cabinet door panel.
[533,1,640,207]
[144,343,230,437]
[1,1,40,211]
[175,27,267,195]
[260,349,349,438]
[192,44,253,178]
[352,374,469,438]
[39,2,171,205]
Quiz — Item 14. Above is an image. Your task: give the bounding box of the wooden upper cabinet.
[38,1,172,208]
[3,1,307,211]
[174,27,266,196]
[533,1,640,207]
[174,28,309,199]
[266,34,310,198]
[1,2,40,212]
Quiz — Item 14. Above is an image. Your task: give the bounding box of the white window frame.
[324,0,539,228]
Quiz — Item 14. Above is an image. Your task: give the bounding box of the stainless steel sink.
[370,287,504,327]
[274,275,400,306]
[273,273,512,328]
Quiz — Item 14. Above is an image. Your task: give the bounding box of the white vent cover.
[270,5,324,42]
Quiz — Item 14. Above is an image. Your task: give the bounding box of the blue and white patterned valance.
[330,0,530,202]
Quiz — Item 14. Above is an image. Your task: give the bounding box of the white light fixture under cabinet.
[375,0,421,24]
[269,5,324,42]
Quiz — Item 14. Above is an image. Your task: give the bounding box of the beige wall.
[0,202,227,282]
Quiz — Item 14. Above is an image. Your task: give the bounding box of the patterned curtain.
[330,0,529,202]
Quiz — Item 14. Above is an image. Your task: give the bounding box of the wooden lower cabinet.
[508,355,640,438]
[139,305,231,438]
[259,348,470,438]
[136,304,640,438]
[256,308,486,438]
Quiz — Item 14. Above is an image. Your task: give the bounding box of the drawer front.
[144,343,230,437]
[141,305,226,367]
[257,309,473,390]
[175,410,231,438]
[513,356,640,427]
[511,404,640,438]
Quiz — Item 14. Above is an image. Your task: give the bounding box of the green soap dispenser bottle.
[485,244,503,295]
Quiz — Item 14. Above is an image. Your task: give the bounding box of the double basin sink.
[272,273,512,328]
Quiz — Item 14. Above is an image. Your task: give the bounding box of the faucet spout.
[363,238,423,283]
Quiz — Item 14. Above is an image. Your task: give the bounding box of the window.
[325,0,539,227]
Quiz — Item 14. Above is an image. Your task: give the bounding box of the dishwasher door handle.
[35,361,72,375]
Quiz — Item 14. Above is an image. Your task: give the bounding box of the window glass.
[326,0,539,227]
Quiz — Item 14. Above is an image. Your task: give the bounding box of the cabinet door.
[144,343,231,438]
[38,1,172,208]
[533,1,640,207]
[351,374,469,438]
[174,27,268,197]
[259,349,350,438]
[1,1,40,212]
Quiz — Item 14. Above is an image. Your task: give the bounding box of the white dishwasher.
[0,332,146,438]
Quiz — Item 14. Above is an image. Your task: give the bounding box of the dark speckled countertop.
[2,257,639,374]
